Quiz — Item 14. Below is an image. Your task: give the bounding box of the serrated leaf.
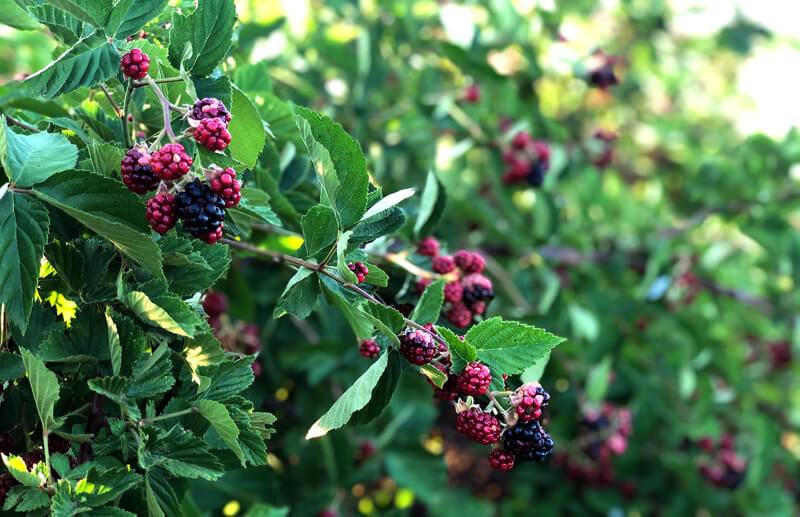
[411,279,444,325]
[414,170,447,238]
[320,278,373,339]
[362,188,415,219]
[2,454,41,487]
[15,487,50,511]
[24,34,119,99]
[362,301,405,334]
[87,376,141,419]
[85,140,124,179]
[295,107,369,228]
[46,0,112,26]
[129,345,174,399]
[226,187,281,229]
[306,350,392,439]
[273,267,317,319]
[0,0,40,30]
[105,0,168,39]
[520,350,551,384]
[19,4,85,44]
[0,352,24,382]
[228,86,265,168]
[183,332,225,389]
[119,290,202,338]
[139,426,224,480]
[0,118,77,187]
[168,0,236,77]
[350,349,401,425]
[335,230,358,283]
[436,326,475,373]
[31,171,163,277]
[349,206,405,246]
[20,348,61,431]
[195,356,255,401]
[301,205,338,256]
[51,480,90,516]
[0,192,49,332]
[465,317,564,377]
[193,75,232,107]
[197,400,244,464]
[145,468,179,517]
[106,310,122,376]
[162,238,230,296]
[76,467,142,506]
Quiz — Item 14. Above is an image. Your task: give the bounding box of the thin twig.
[3,114,39,132]
[146,76,177,141]
[99,83,123,117]
[370,250,442,280]
[132,76,185,87]
[122,80,134,148]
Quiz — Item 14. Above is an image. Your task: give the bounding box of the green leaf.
[226,187,281,229]
[420,363,447,388]
[465,317,564,377]
[227,86,266,169]
[31,171,163,278]
[129,345,174,399]
[145,468,178,517]
[14,487,50,511]
[295,107,369,228]
[76,467,142,506]
[0,118,77,187]
[87,376,140,419]
[24,34,120,99]
[84,140,124,179]
[350,349,402,425]
[273,268,317,319]
[195,356,255,401]
[437,326,475,373]
[414,170,447,238]
[19,4,85,44]
[363,264,388,287]
[349,206,406,246]
[105,0,168,39]
[139,426,224,480]
[0,192,49,332]
[306,350,392,439]
[362,301,405,334]
[301,205,338,256]
[106,310,122,376]
[196,399,244,464]
[0,0,40,30]
[2,454,42,487]
[335,230,358,283]
[46,0,112,26]
[520,351,551,384]
[51,480,90,516]
[411,280,444,325]
[168,0,237,77]
[119,290,202,338]
[0,352,24,382]
[362,188,415,219]
[20,348,61,431]
[162,237,230,296]
[320,278,373,339]
[193,75,232,107]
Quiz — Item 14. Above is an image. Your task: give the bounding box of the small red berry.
[488,449,515,471]
[359,339,380,359]
[416,236,440,257]
[453,250,485,274]
[207,166,241,207]
[202,291,228,319]
[510,382,550,422]
[455,407,502,445]
[443,281,463,303]
[432,255,456,274]
[399,328,437,365]
[455,361,491,396]
[348,262,369,283]
[511,131,532,150]
[202,226,224,245]
[120,48,150,80]
[151,143,192,181]
[461,273,494,305]
[145,193,177,234]
[193,117,231,152]
[445,302,473,328]
[463,84,481,103]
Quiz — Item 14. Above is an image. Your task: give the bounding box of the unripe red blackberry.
[175,179,226,243]
[455,361,491,396]
[502,419,554,462]
[463,84,481,103]
[511,382,550,422]
[511,131,532,150]
[145,192,177,234]
[121,146,158,194]
[455,407,502,445]
[445,302,473,328]
[432,255,456,274]
[202,291,229,319]
[453,250,485,274]
[399,328,437,365]
[488,449,515,471]
[193,117,231,152]
[120,48,149,80]
[444,281,463,303]
[461,273,494,305]
[416,236,440,257]
[359,339,380,359]
[348,262,369,283]
[207,166,241,207]
[190,97,232,124]
[151,143,192,181]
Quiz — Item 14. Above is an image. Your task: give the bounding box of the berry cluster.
[415,238,494,328]
[697,435,747,489]
[359,338,381,359]
[189,97,232,151]
[348,261,369,283]
[501,131,551,186]
[202,291,263,376]
[120,48,149,80]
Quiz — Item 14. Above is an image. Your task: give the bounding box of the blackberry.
[526,160,548,187]
[445,302,472,328]
[432,255,456,274]
[462,273,494,305]
[502,420,554,462]
[348,262,369,283]
[193,117,231,152]
[202,291,229,319]
[511,131,532,150]
[456,361,491,396]
[359,339,380,359]
[416,236,440,257]
[151,143,192,181]
[145,193,177,234]
[588,63,618,89]
[463,84,481,103]
[511,382,550,422]
[399,328,437,365]
[456,407,502,445]
[121,146,158,194]
[120,48,149,80]
[176,180,226,243]
[190,97,232,124]
[443,281,463,303]
[453,250,485,274]
[207,166,241,207]
[488,449,515,471]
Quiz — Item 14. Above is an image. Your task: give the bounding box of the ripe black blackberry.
[175,180,226,243]
[399,328,437,365]
[503,420,554,462]
[121,147,158,194]
[527,160,548,187]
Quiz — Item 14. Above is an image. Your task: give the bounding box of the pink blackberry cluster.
[348,262,369,283]
[510,382,551,422]
[697,434,747,489]
[189,97,233,151]
[415,238,494,328]
[501,131,551,187]
[202,291,264,376]
[120,48,149,80]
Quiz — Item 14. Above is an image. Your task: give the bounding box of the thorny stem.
[220,238,448,347]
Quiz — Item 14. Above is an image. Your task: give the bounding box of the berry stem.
[145,76,177,141]
[98,83,123,118]
[122,80,134,148]
[138,406,197,425]
[132,76,185,87]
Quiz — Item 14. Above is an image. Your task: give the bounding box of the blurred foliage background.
[5,0,800,515]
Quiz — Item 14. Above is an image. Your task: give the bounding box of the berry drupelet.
[151,143,192,181]
[175,179,226,244]
[207,166,241,207]
[399,328,437,365]
[456,407,502,445]
[145,193,177,234]
[348,262,369,283]
[503,420,554,462]
[488,449,515,471]
[120,48,149,80]
[455,361,492,396]
[121,146,158,194]
[193,117,231,152]
[190,97,232,123]
[359,339,380,359]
